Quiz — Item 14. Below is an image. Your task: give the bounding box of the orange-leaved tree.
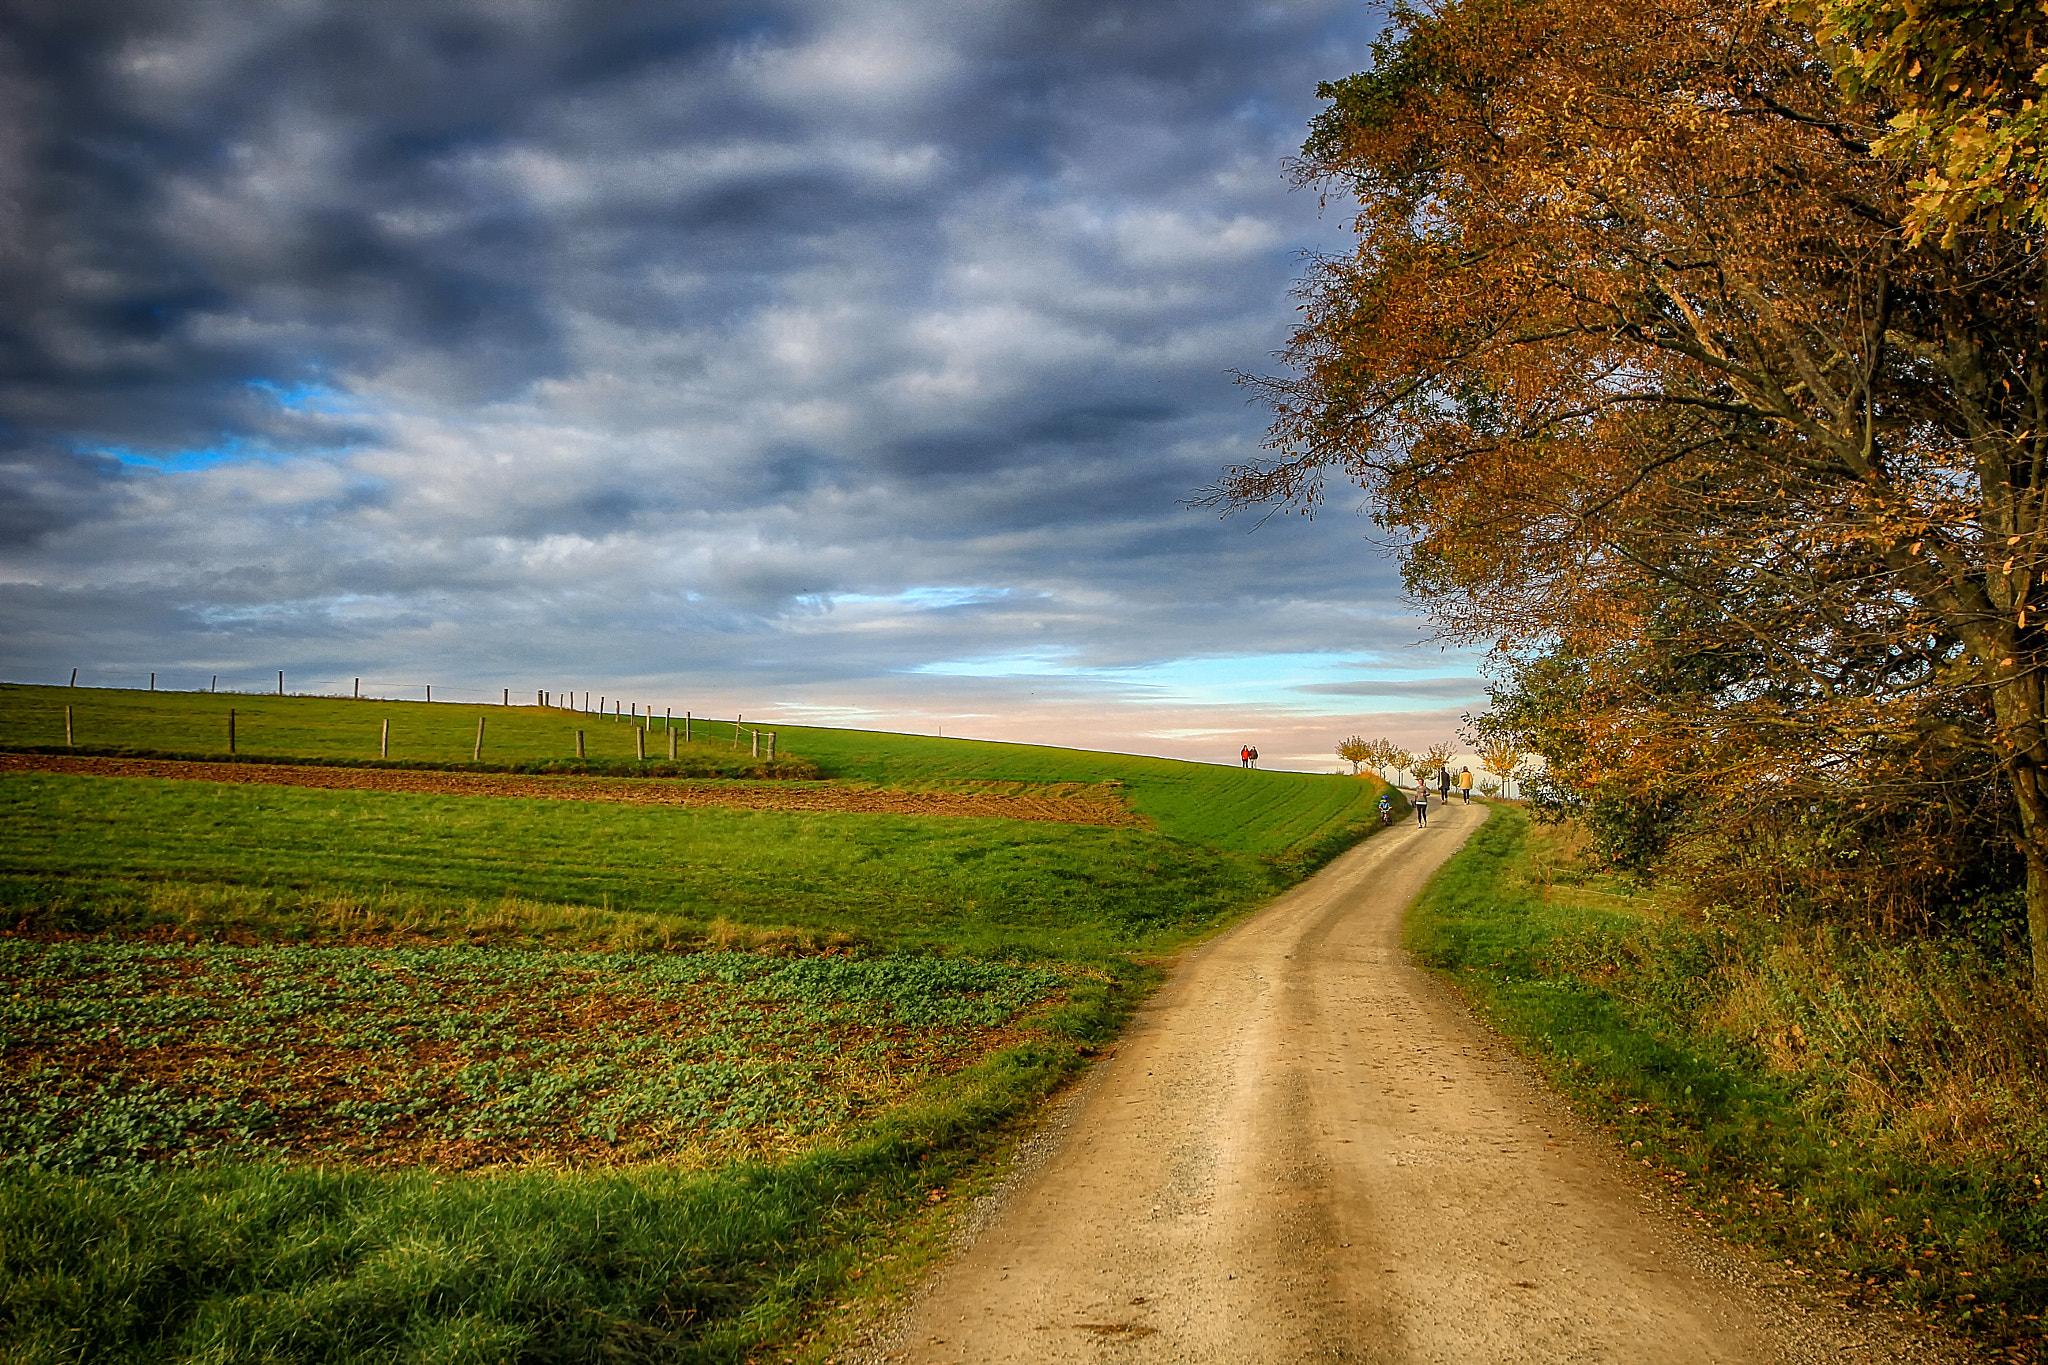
[1336,735,1374,774]
[1212,0,2048,979]
[1377,741,1418,786]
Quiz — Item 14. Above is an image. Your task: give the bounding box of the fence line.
[20,673,775,766]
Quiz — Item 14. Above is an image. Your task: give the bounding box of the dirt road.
[878,798,1956,1364]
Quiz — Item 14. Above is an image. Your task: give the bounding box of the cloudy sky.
[0,0,1484,771]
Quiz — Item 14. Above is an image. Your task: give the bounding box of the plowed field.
[0,753,1141,825]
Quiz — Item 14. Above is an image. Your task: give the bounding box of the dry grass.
[1526,815,2048,1164]
[1713,930,2048,1159]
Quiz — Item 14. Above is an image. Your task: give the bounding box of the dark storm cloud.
[0,0,1450,762]
[0,438,125,547]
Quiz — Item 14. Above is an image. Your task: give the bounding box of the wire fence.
[20,668,776,760]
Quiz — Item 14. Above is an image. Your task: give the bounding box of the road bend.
[878,797,1948,1365]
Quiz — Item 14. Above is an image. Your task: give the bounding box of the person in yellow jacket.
[1457,766,1475,802]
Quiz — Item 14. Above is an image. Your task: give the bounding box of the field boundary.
[0,741,816,781]
[0,752,1146,826]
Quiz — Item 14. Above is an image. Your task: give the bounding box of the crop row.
[0,942,1067,1173]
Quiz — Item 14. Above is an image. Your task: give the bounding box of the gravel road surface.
[874,798,1961,1364]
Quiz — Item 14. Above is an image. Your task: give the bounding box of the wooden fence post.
[668,728,677,760]
[733,714,742,749]
[380,718,389,759]
[149,672,155,691]
[228,709,235,753]
[65,705,74,747]
[354,678,360,699]
[767,732,775,761]
[69,668,76,687]
[278,671,285,696]
[685,712,692,742]
[751,730,758,759]
[575,730,585,759]
[636,728,645,761]
[212,676,218,692]
[474,715,485,762]
[503,689,509,706]
[426,684,432,703]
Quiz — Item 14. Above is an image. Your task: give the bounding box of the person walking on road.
[1458,766,1475,802]
[1438,767,1452,801]
[1413,779,1430,827]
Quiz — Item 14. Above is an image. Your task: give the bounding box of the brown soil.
[0,752,1142,826]
[8,962,1061,1171]
[873,800,1964,1365]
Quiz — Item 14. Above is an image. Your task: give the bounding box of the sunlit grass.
[0,772,1282,958]
[0,683,1390,857]
[1409,806,2048,1354]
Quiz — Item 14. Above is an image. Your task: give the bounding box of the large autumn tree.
[1218,0,2048,974]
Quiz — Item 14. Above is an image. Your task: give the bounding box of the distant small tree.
[1382,743,1418,786]
[1421,741,1456,780]
[1476,738,1526,800]
[1335,735,1373,775]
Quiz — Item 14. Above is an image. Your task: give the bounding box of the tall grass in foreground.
[1409,806,2048,1360]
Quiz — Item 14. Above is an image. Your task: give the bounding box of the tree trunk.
[1993,674,2048,991]
[2009,762,2048,992]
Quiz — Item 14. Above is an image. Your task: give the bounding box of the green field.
[0,683,779,770]
[0,773,1283,958]
[768,721,1375,857]
[0,683,1378,858]
[0,684,1389,1363]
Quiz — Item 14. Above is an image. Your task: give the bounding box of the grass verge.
[1408,805,2045,1360]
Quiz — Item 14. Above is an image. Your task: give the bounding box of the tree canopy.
[1795,0,2048,244]
[1220,0,2047,976]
